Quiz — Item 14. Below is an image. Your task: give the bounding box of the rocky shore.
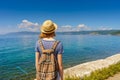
[64,53,120,78]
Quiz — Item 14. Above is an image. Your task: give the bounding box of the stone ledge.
[64,53,120,77]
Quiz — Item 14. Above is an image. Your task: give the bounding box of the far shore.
[64,53,120,78]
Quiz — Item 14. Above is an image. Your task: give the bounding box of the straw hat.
[40,20,57,34]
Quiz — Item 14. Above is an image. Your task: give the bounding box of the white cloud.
[56,25,72,32]
[18,20,113,32]
[57,24,91,32]
[57,25,73,32]
[18,19,40,31]
[77,24,91,31]
[98,26,113,30]
[61,25,72,28]
[77,24,86,28]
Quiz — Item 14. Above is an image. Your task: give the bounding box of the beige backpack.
[36,40,59,80]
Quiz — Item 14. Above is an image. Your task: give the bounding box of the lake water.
[0,34,120,79]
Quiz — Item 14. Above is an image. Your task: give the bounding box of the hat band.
[43,27,55,32]
[43,24,55,32]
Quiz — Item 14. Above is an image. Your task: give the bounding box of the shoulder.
[55,40,62,44]
[36,40,41,46]
[55,40,64,54]
[56,40,63,47]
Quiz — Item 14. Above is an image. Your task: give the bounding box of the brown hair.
[39,32,56,38]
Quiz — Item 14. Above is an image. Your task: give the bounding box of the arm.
[57,54,63,80]
[35,52,40,72]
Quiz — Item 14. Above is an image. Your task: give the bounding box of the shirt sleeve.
[35,41,39,52]
[56,41,64,54]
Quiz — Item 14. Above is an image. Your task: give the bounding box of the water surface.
[0,34,120,79]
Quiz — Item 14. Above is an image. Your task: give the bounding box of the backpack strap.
[39,39,59,53]
[38,39,45,52]
[51,41,59,51]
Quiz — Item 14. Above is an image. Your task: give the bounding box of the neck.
[43,37,55,40]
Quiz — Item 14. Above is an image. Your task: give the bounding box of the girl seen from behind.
[35,20,64,80]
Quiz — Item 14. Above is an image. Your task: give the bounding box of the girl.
[35,20,64,80]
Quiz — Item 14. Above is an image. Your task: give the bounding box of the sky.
[0,0,120,34]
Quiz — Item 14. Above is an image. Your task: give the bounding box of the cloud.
[77,24,91,30]
[61,25,72,28]
[98,26,113,30]
[18,19,40,31]
[57,25,73,32]
[18,20,113,32]
[77,24,86,28]
[57,24,91,32]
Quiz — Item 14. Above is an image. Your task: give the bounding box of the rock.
[64,53,120,78]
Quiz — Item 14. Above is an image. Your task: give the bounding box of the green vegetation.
[65,61,120,80]
[110,31,120,35]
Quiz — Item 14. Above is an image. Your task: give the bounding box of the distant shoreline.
[0,30,120,36]
[64,53,120,77]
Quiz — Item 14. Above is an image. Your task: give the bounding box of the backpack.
[36,40,59,80]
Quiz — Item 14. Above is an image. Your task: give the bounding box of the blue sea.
[0,34,120,79]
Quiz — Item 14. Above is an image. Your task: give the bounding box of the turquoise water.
[0,34,120,79]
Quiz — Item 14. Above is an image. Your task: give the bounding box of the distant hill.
[57,30,120,35]
[110,30,120,35]
[4,31,40,35]
[1,30,120,36]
